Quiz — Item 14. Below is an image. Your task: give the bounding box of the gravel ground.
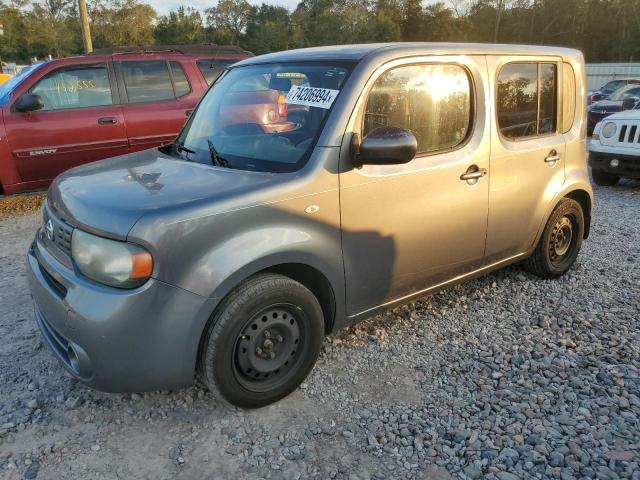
[0,181,639,480]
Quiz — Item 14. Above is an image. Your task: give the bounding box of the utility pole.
[78,0,93,54]
[0,22,4,73]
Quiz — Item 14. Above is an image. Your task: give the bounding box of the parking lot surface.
[0,182,639,480]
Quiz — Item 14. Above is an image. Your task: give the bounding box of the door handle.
[98,117,117,125]
[460,166,487,182]
[544,150,561,163]
[185,110,193,117]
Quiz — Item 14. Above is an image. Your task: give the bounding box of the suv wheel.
[198,273,324,408]
[592,169,619,186]
[523,198,584,279]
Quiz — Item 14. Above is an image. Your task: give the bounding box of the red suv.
[0,45,250,195]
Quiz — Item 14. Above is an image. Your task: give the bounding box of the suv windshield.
[174,62,351,172]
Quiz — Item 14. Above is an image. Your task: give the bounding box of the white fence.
[586,63,640,91]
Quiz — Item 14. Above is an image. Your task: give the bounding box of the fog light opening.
[610,159,620,168]
[67,346,80,373]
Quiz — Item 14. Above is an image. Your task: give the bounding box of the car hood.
[47,148,283,239]
[590,100,622,111]
[596,109,640,122]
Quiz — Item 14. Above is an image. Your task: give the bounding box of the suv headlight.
[601,122,617,138]
[71,230,153,288]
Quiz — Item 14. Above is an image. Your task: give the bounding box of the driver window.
[31,65,113,111]
[363,64,472,155]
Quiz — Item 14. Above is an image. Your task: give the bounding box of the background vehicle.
[588,83,640,134]
[589,108,640,185]
[27,44,592,408]
[0,45,251,195]
[587,78,640,105]
[0,73,11,86]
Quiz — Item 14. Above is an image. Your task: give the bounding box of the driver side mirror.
[354,127,418,166]
[14,94,44,113]
[622,97,637,111]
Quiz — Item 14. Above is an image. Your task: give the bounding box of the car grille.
[42,207,74,258]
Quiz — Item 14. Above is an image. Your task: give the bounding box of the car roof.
[235,42,582,67]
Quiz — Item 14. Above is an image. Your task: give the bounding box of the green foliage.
[155,6,204,45]
[2,0,640,64]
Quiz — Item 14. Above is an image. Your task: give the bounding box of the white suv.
[590,109,640,185]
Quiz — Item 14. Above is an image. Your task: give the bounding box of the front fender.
[128,186,344,314]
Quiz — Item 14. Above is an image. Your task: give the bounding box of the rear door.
[116,60,202,151]
[4,62,127,183]
[485,57,566,263]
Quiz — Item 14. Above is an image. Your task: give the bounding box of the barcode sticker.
[285,86,340,110]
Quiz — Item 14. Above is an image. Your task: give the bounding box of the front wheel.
[523,198,584,279]
[198,273,324,408]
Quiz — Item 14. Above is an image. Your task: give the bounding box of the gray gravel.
[1,180,639,480]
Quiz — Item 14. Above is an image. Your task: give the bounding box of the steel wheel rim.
[549,215,574,264]
[233,304,305,393]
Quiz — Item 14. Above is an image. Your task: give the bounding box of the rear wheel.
[523,198,584,279]
[592,169,619,186]
[198,273,324,408]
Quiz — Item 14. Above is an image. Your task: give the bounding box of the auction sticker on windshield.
[285,86,340,109]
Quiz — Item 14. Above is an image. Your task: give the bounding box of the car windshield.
[0,63,46,106]
[610,86,640,101]
[175,62,351,172]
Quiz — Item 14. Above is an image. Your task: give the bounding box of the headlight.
[71,230,153,288]
[601,122,617,138]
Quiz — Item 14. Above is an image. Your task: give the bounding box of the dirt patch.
[0,194,45,218]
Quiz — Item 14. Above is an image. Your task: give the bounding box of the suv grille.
[617,123,640,143]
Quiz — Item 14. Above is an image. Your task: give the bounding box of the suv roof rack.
[91,44,253,56]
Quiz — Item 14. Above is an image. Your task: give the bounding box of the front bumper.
[589,150,640,179]
[27,230,211,393]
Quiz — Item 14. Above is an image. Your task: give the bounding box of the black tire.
[198,273,324,408]
[523,198,584,279]
[592,169,619,186]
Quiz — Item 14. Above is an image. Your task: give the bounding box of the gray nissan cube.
[27,43,593,408]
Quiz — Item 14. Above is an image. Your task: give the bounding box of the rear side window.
[364,64,472,155]
[497,62,558,139]
[31,65,112,111]
[197,60,233,85]
[169,61,191,98]
[562,62,576,133]
[122,61,192,103]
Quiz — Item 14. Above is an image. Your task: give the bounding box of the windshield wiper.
[165,141,195,161]
[207,139,229,168]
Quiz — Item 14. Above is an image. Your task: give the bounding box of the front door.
[4,62,128,183]
[485,58,566,262]
[339,55,491,316]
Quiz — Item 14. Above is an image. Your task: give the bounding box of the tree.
[244,4,291,54]
[205,0,253,45]
[89,0,156,48]
[155,7,204,45]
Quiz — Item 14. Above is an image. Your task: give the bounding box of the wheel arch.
[193,259,340,383]
[565,188,592,239]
